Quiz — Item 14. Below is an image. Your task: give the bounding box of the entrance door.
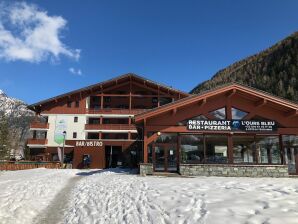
[153,143,178,172]
[284,146,298,174]
[105,146,122,168]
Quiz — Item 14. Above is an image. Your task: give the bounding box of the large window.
[180,135,204,163]
[210,107,226,119]
[205,135,228,163]
[231,107,248,119]
[282,135,298,173]
[233,135,281,164]
[155,133,177,143]
[256,136,280,164]
[233,136,255,163]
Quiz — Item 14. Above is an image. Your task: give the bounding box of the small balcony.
[27,139,48,145]
[85,124,137,131]
[30,122,49,130]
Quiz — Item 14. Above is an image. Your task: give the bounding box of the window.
[74,117,78,122]
[231,107,248,119]
[148,145,153,163]
[87,132,99,139]
[205,135,228,163]
[152,97,158,103]
[155,133,177,143]
[104,97,111,103]
[75,101,80,107]
[256,136,280,164]
[73,132,77,138]
[159,97,172,106]
[233,136,255,163]
[67,101,72,107]
[283,135,298,173]
[180,135,204,163]
[92,96,100,102]
[210,107,226,119]
[233,135,281,164]
[103,119,110,124]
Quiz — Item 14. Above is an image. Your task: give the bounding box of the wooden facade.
[27,73,189,169]
[135,83,298,175]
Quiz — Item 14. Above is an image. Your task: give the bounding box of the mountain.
[0,90,34,117]
[190,32,298,102]
[0,90,34,159]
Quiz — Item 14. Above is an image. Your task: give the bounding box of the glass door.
[284,147,298,174]
[153,143,178,172]
[167,146,177,172]
[154,145,166,171]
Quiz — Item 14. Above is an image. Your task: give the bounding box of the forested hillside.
[191,32,298,102]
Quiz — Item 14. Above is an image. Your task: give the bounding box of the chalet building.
[27,74,298,176]
[27,73,189,169]
[135,83,298,177]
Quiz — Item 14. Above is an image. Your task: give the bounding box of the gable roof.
[134,82,298,122]
[28,73,190,110]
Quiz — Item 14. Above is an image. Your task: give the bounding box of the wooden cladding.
[0,162,60,171]
[30,122,49,129]
[86,108,147,115]
[85,124,137,131]
[27,139,48,145]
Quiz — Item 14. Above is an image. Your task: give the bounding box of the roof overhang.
[134,83,298,123]
[28,73,190,111]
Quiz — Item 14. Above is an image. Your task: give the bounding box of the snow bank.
[0,168,78,224]
[65,171,298,224]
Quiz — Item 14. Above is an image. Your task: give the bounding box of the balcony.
[86,108,147,115]
[30,122,49,130]
[85,124,137,131]
[27,139,48,145]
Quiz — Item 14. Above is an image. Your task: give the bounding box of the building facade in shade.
[135,83,298,176]
[27,73,189,169]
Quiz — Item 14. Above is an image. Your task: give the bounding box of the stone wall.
[179,164,289,177]
[139,163,153,176]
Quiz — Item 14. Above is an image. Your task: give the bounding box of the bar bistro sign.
[187,120,277,132]
[76,141,103,147]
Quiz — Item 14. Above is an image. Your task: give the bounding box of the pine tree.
[0,112,10,160]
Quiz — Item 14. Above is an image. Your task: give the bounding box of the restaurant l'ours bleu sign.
[187,120,277,132]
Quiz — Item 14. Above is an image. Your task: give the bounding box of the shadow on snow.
[75,168,138,176]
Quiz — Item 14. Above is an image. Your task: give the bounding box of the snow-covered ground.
[0,168,78,224]
[1,169,298,224]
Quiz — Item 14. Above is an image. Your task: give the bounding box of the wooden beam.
[132,81,169,95]
[147,133,159,145]
[198,98,207,107]
[203,112,217,120]
[254,98,267,107]
[172,108,177,116]
[285,109,298,118]
[243,98,267,120]
[226,89,236,98]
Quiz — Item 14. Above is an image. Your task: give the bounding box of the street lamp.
[62,131,66,167]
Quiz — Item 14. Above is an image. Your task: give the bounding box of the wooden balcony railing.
[86,108,147,115]
[27,139,48,145]
[30,122,49,129]
[85,124,137,130]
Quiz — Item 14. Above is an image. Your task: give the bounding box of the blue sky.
[1,0,298,104]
